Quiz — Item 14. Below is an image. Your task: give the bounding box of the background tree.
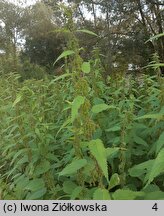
[63,0,164,75]
[0,0,28,71]
[21,2,65,73]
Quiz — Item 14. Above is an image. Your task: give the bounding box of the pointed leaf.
[89,139,109,182]
[129,160,154,178]
[25,179,45,192]
[71,186,83,199]
[53,50,75,65]
[34,160,51,176]
[53,73,72,81]
[146,63,164,68]
[135,113,164,120]
[112,189,144,200]
[106,125,121,132]
[146,33,164,43]
[91,104,115,114]
[26,188,47,200]
[93,188,111,200]
[59,159,87,176]
[144,148,164,186]
[63,181,77,194]
[76,29,98,37]
[133,134,148,147]
[108,173,120,190]
[71,96,85,122]
[106,147,119,159]
[144,191,164,200]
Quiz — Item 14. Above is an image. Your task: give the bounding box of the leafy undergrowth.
[0,11,164,199]
[0,69,164,200]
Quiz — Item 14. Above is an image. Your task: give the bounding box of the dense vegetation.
[0,0,164,200]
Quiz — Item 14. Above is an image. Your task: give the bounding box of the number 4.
[152,203,158,211]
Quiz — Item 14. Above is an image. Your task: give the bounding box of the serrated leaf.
[135,113,164,120]
[144,148,164,187]
[71,96,85,122]
[63,181,77,194]
[133,134,148,147]
[53,50,75,65]
[106,148,119,159]
[25,179,45,192]
[59,159,87,176]
[93,188,111,200]
[106,125,121,132]
[76,29,98,37]
[71,186,83,199]
[15,176,29,189]
[108,173,120,190]
[112,189,144,200]
[91,104,112,113]
[129,160,154,178]
[144,191,164,200]
[26,188,47,200]
[81,62,91,73]
[34,160,51,176]
[89,139,109,182]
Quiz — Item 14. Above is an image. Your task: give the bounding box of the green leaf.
[135,113,164,120]
[53,73,72,82]
[76,29,98,37]
[71,186,83,199]
[156,132,164,154]
[15,175,29,190]
[91,104,116,114]
[105,125,121,132]
[106,147,119,159]
[133,134,148,147]
[108,173,120,190]
[81,62,91,73]
[71,96,85,122]
[146,33,164,43]
[26,188,47,200]
[12,93,22,107]
[59,159,87,176]
[63,181,77,195]
[144,148,164,187]
[55,118,71,138]
[89,139,109,182]
[53,50,75,65]
[144,191,164,200]
[25,179,45,192]
[112,189,144,200]
[10,149,27,165]
[34,160,51,176]
[129,160,154,178]
[93,188,111,200]
[145,63,164,68]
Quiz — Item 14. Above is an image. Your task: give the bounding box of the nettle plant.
[47,7,164,199]
[0,6,164,200]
